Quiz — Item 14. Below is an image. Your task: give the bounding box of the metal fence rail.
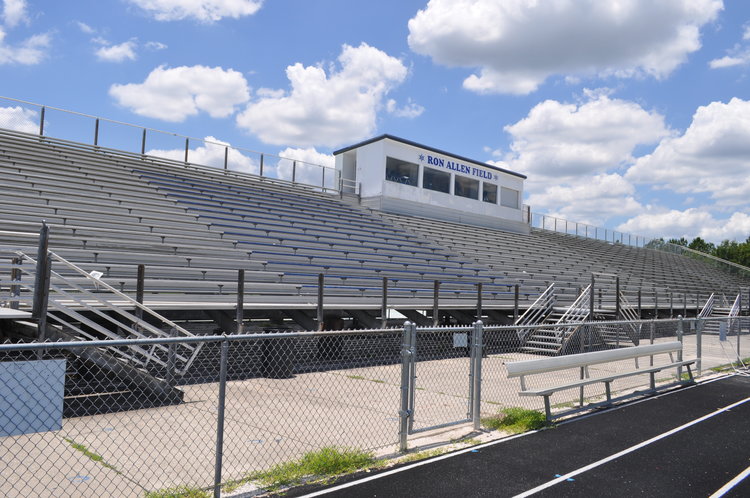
[0,316,748,497]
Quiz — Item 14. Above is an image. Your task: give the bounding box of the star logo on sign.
[418,154,425,162]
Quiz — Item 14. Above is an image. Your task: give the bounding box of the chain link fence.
[0,316,748,496]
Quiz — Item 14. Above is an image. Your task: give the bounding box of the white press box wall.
[334,135,528,234]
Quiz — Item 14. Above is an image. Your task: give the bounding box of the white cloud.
[408,0,722,94]
[145,41,167,51]
[110,64,250,121]
[617,209,750,243]
[275,147,335,186]
[0,29,50,64]
[527,174,642,226]
[744,23,750,41]
[236,43,408,147]
[2,0,27,28]
[0,105,38,133]
[76,21,95,34]
[626,98,750,207]
[127,0,262,22]
[95,40,137,62]
[386,98,425,119]
[147,136,258,173]
[709,53,750,69]
[504,92,670,180]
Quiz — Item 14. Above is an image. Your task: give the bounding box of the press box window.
[454,176,479,200]
[385,157,418,187]
[482,183,497,204]
[423,167,451,193]
[500,187,519,208]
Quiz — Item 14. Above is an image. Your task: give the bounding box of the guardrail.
[0,95,340,193]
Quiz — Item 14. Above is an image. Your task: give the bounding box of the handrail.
[0,96,339,192]
[515,283,555,341]
[698,293,715,319]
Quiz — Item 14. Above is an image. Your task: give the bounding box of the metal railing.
[0,315,748,496]
[531,212,651,248]
[0,96,340,193]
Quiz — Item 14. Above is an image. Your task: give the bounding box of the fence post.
[292,161,297,183]
[677,316,684,380]
[259,153,264,176]
[184,138,189,163]
[381,277,388,328]
[399,322,413,452]
[471,320,484,430]
[141,128,146,155]
[224,146,229,170]
[94,118,99,146]
[317,273,324,330]
[696,318,703,375]
[433,280,440,327]
[236,269,244,334]
[214,339,229,498]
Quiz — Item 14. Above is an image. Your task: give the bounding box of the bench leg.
[543,396,552,423]
[605,381,612,404]
[684,364,694,383]
[650,372,656,390]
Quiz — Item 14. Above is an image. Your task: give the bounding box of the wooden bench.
[506,341,696,421]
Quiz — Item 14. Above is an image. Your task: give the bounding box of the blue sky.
[1,0,750,242]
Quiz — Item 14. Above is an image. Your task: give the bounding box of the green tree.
[688,237,715,254]
[667,237,688,246]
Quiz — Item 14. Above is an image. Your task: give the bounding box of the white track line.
[513,395,750,498]
[709,465,750,498]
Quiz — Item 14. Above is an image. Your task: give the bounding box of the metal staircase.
[520,284,591,355]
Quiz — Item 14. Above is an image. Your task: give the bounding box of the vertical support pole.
[135,264,145,327]
[615,276,620,320]
[476,283,483,322]
[513,284,519,323]
[655,292,659,319]
[10,257,21,310]
[637,289,642,319]
[259,153,264,176]
[214,339,229,498]
[696,292,700,318]
[317,273,324,331]
[408,322,416,433]
[399,322,413,453]
[292,161,297,183]
[94,118,100,146]
[683,294,687,318]
[165,327,177,387]
[236,269,244,335]
[32,222,50,319]
[649,320,655,366]
[37,254,51,342]
[381,277,388,329]
[471,321,484,429]
[39,106,46,136]
[224,146,229,170]
[590,274,595,318]
[670,292,674,318]
[433,280,440,327]
[184,138,190,163]
[141,128,146,155]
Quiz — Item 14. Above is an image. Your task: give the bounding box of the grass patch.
[64,438,120,474]
[346,374,385,384]
[711,357,750,373]
[481,407,547,433]
[144,486,210,498]
[225,446,376,492]
[399,448,445,464]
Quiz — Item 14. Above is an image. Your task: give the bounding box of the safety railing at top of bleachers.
[647,239,750,281]
[0,96,340,194]
[530,211,651,249]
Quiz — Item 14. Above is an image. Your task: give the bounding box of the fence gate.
[402,323,482,436]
